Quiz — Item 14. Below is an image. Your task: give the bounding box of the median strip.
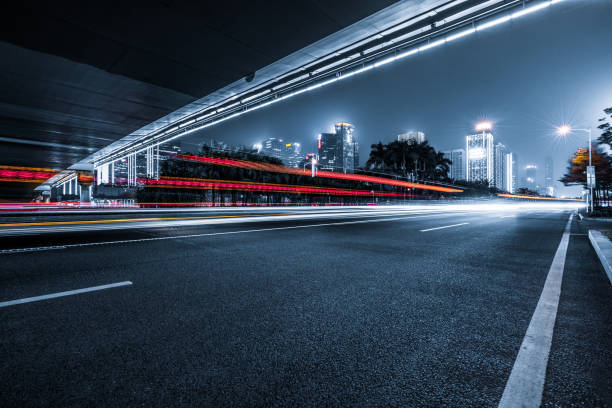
[0,281,133,308]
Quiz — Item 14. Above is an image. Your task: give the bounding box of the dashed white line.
[419,222,469,232]
[0,281,133,308]
[498,214,573,408]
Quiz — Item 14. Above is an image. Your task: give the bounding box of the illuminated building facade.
[318,122,358,173]
[505,152,515,193]
[260,137,302,167]
[466,126,494,183]
[493,142,508,189]
[398,131,425,144]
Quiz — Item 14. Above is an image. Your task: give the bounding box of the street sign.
[587,165,596,188]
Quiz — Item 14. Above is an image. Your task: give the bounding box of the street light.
[557,124,593,213]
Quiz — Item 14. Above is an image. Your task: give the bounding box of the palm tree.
[365,142,388,171]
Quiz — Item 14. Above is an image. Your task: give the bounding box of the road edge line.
[498,213,573,408]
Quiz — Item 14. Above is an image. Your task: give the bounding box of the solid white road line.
[0,213,465,254]
[419,222,468,232]
[0,281,133,308]
[498,214,574,408]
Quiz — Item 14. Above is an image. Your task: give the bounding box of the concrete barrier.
[588,230,612,285]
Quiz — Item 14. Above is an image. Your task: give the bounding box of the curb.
[588,230,612,285]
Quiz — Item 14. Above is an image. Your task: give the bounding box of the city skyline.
[176,1,609,197]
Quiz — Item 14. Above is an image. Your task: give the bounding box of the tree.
[365,140,451,181]
[560,145,612,207]
[597,107,612,147]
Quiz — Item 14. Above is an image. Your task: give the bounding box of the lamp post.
[558,125,593,213]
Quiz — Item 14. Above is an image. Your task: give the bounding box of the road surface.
[1,204,610,407]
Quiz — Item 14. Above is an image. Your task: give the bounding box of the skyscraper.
[318,122,358,173]
[525,165,537,191]
[397,131,425,144]
[494,142,508,190]
[544,156,554,196]
[442,149,465,180]
[466,123,494,183]
[505,152,515,193]
[259,137,302,167]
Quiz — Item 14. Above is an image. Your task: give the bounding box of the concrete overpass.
[1,0,566,199]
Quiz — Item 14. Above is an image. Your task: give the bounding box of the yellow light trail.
[0,213,285,228]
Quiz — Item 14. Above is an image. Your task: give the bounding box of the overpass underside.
[40,0,565,198]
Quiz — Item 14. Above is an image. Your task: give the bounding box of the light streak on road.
[176,154,463,193]
[142,176,412,197]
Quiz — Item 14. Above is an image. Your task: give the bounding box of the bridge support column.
[127,154,136,186]
[146,146,158,179]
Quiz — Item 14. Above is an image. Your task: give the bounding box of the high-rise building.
[317,122,358,173]
[544,156,554,196]
[259,137,302,167]
[494,142,508,190]
[525,165,537,191]
[397,131,425,144]
[466,124,494,183]
[505,152,515,193]
[512,153,518,193]
[442,149,465,180]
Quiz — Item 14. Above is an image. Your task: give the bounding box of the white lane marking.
[498,214,573,408]
[419,222,468,232]
[0,281,132,308]
[0,213,465,254]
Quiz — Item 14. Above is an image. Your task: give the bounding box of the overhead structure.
[67,0,564,184]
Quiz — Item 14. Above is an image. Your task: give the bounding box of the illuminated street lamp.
[557,124,593,213]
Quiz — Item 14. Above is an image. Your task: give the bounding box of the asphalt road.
[1,205,610,407]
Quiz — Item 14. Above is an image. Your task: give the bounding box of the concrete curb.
[588,230,612,285]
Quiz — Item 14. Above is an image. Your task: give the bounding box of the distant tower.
[442,149,465,180]
[505,152,515,193]
[525,165,537,191]
[318,122,358,173]
[544,157,554,196]
[397,131,425,144]
[466,122,494,184]
[494,142,508,190]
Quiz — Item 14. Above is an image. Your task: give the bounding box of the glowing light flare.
[475,121,492,132]
[557,124,571,136]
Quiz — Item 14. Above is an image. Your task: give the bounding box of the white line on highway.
[419,222,468,232]
[0,281,133,308]
[0,213,465,254]
[498,214,573,408]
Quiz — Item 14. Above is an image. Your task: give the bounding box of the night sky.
[182,0,612,197]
